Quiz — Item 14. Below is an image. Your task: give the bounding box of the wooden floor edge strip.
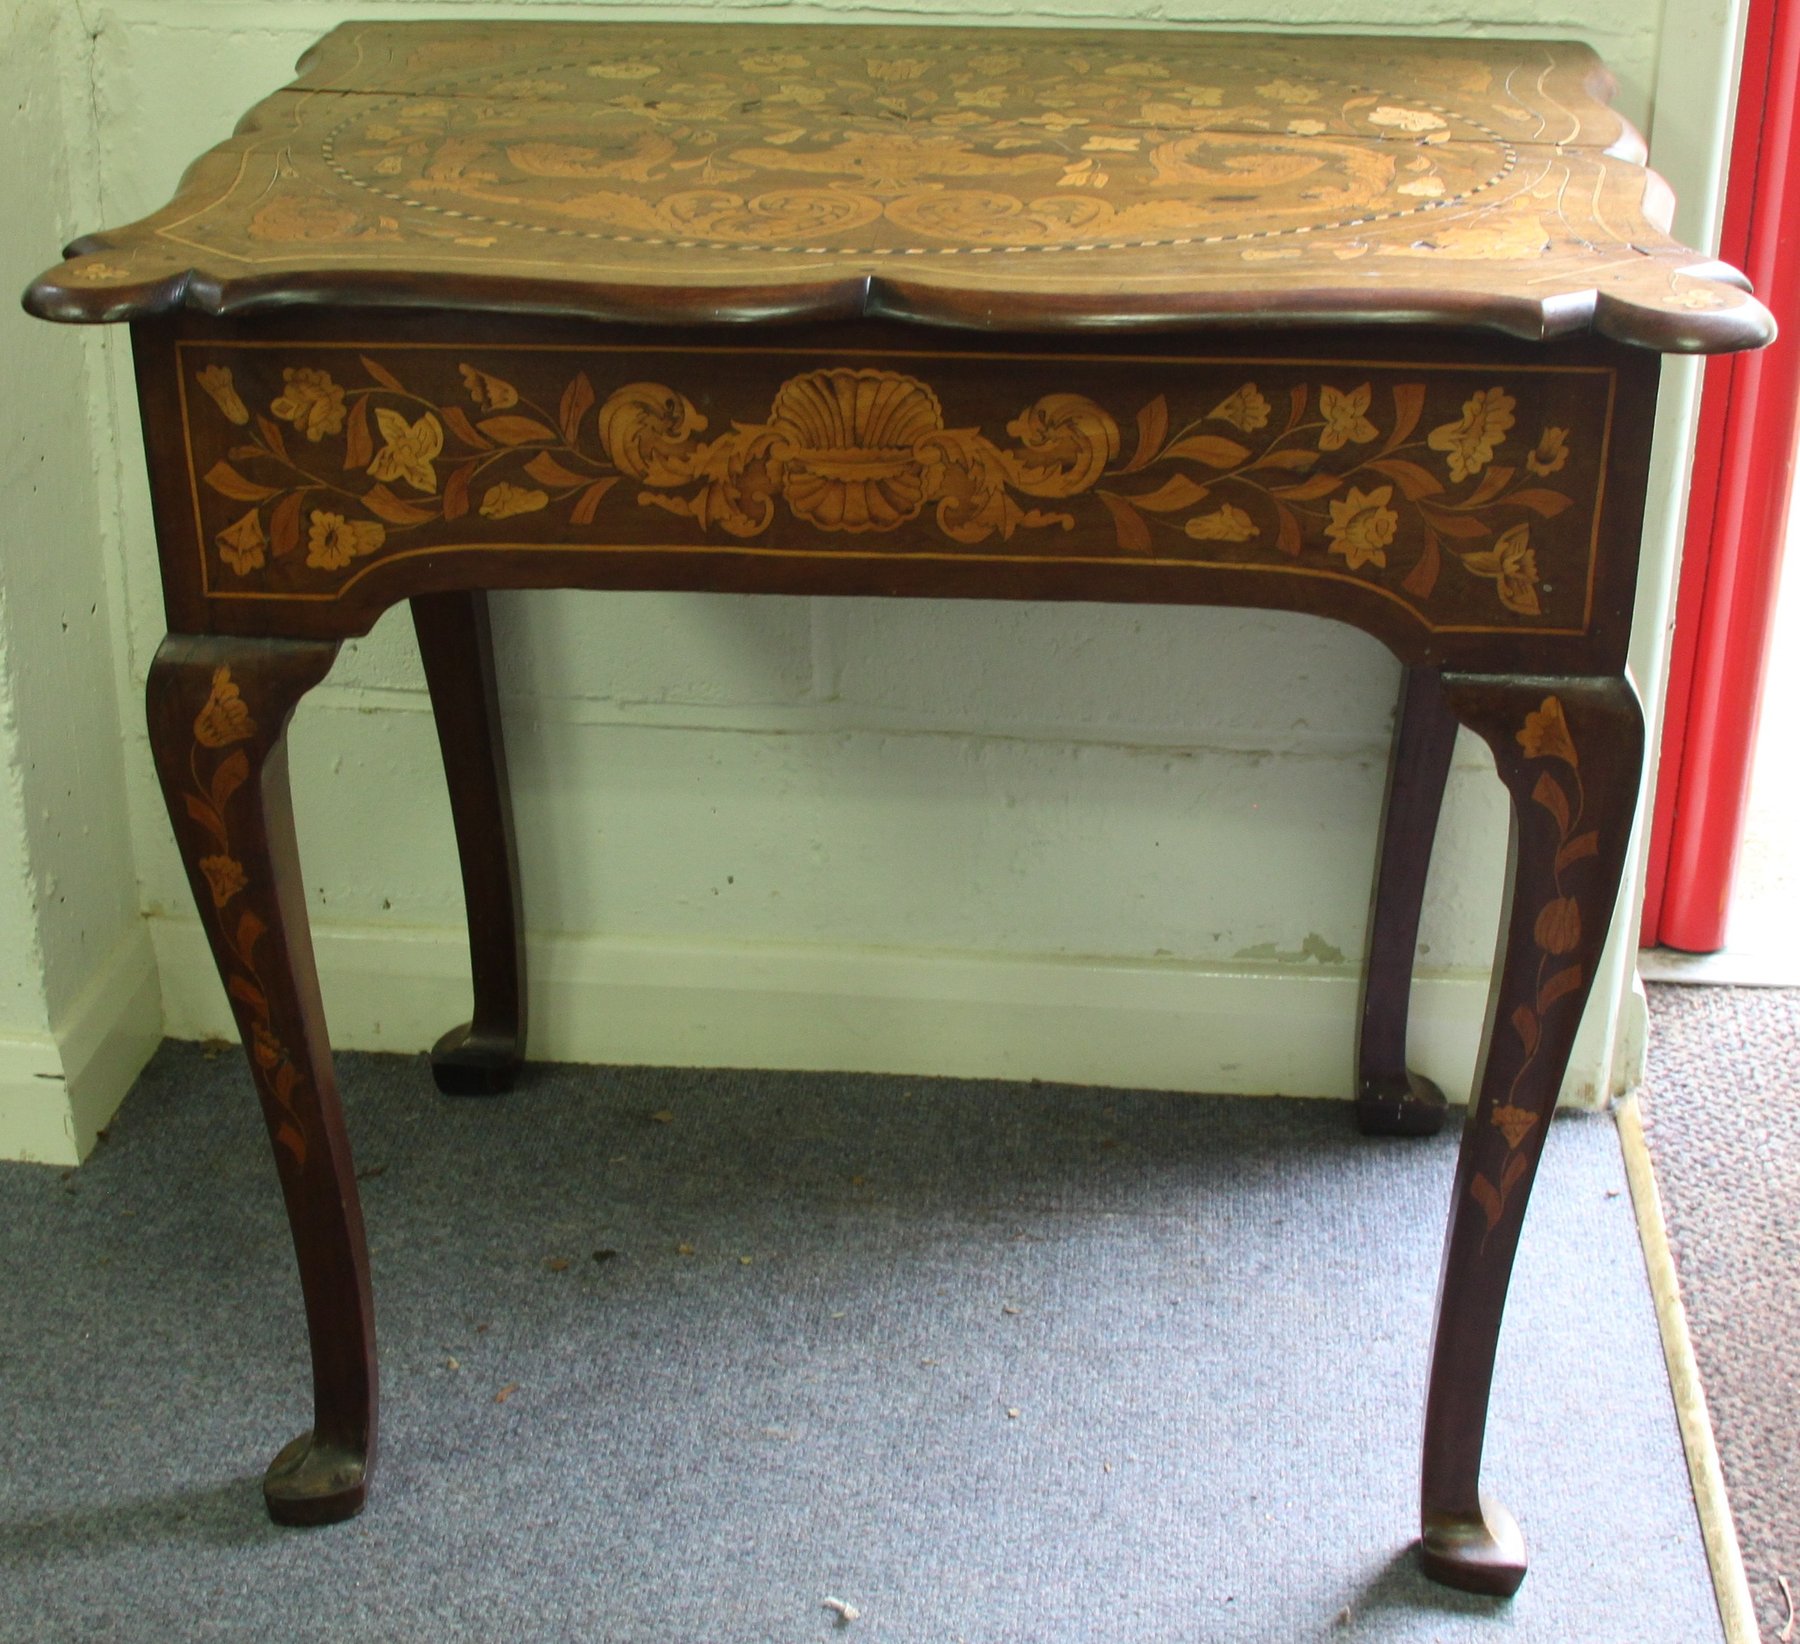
[1615,1092,1762,1644]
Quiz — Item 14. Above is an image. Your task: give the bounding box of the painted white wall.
[0,0,1748,1162]
[0,0,162,1165]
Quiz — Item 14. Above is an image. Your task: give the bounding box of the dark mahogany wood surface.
[126,311,1663,676]
[23,22,1770,351]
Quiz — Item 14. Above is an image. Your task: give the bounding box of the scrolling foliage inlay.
[185,347,1607,630]
[180,667,313,1169]
[1469,694,1596,1237]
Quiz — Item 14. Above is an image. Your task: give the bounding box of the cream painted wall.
[0,0,1747,1158]
[0,0,162,1164]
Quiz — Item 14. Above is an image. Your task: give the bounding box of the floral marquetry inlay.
[181,345,1613,634]
[24,24,1773,353]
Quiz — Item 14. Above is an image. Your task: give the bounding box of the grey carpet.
[1643,984,1800,1644]
[1,1042,1719,1643]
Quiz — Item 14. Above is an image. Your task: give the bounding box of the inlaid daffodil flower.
[215,509,267,575]
[1325,485,1398,569]
[270,368,346,442]
[196,365,249,425]
[1516,695,1578,766]
[1428,387,1515,482]
[1465,521,1541,615]
[1526,427,1570,476]
[194,667,254,748]
[1208,383,1270,433]
[367,408,444,493]
[306,511,387,570]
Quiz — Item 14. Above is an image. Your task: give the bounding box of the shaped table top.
[22,22,1771,352]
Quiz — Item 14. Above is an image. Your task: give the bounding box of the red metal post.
[1644,0,1800,951]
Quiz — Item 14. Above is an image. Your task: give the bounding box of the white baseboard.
[0,923,162,1166]
[150,914,1516,1103]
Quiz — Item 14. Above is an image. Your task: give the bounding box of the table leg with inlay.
[146,633,378,1524]
[1417,672,1643,1594]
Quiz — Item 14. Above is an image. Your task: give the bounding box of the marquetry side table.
[23,20,1771,1597]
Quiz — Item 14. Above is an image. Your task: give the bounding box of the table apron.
[132,319,1659,672]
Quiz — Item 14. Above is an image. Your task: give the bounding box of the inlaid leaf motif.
[205,462,279,504]
[227,974,267,1016]
[1162,433,1251,467]
[1274,503,1302,557]
[1382,381,1427,452]
[570,478,616,524]
[1402,528,1441,599]
[1500,1153,1527,1198]
[1364,457,1442,500]
[343,395,374,470]
[236,910,266,963]
[268,492,304,559]
[1098,491,1151,553]
[1270,472,1345,503]
[360,354,406,394]
[443,461,475,521]
[1532,771,1571,835]
[1120,394,1168,473]
[1510,488,1574,517]
[1471,1172,1504,1230]
[478,414,559,446]
[1555,830,1599,872]
[559,371,596,444]
[210,749,249,815]
[1537,964,1583,1012]
[1126,474,1210,512]
[1463,464,1515,509]
[1418,509,1490,539]
[184,793,228,851]
[523,451,592,488]
[1248,447,1320,473]
[441,405,493,450]
[362,484,435,526]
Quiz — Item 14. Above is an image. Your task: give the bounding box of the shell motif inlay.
[181,346,1609,633]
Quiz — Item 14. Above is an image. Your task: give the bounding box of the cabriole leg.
[1417,674,1643,1595]
[1357,665,1458,1136]
[147,634,376,1525]
[412,590,526,1096]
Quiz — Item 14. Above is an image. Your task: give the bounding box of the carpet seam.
[1616,1091,1759,1644]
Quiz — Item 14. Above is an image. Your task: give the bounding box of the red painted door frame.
[1643,0,1800,951]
